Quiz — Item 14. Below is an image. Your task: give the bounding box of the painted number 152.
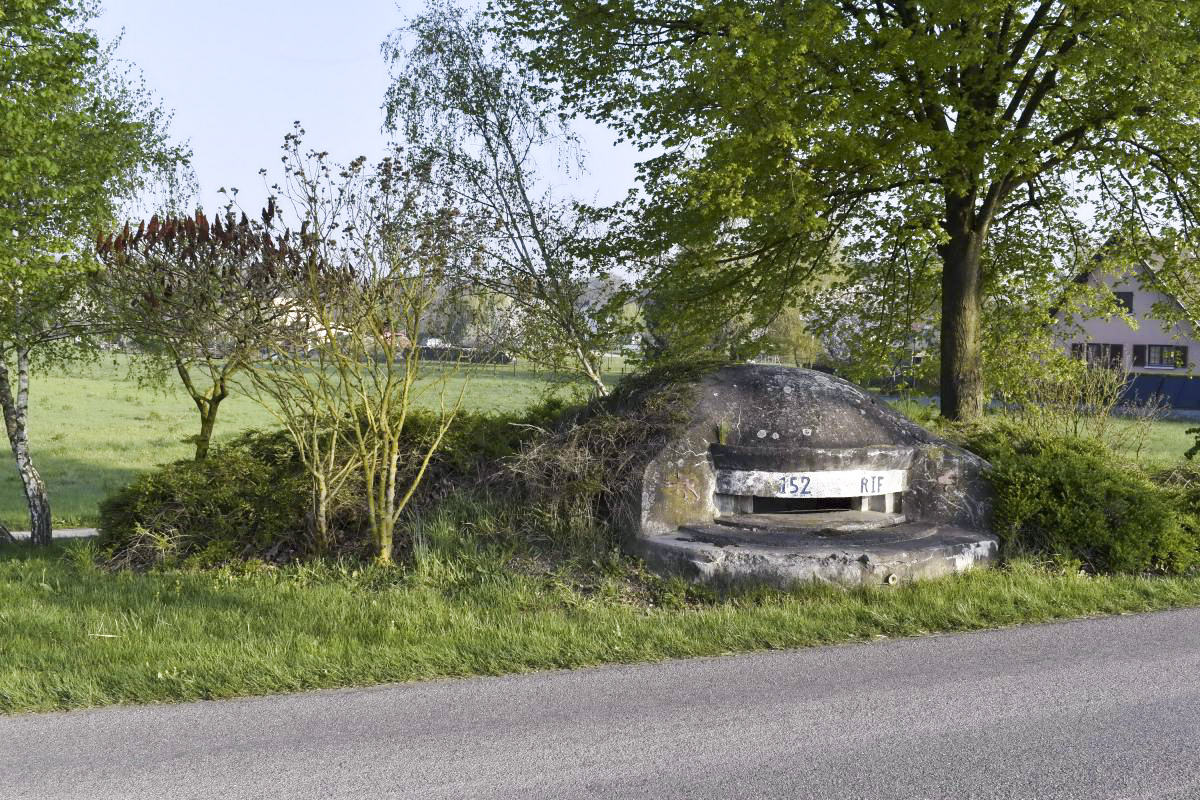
[780,476,812,496]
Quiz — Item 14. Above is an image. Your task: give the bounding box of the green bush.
[97,430,313,568]
[1152,461,1200,556]
[432,397,572,475]
[951,421,1200,575]
[506,364,704,537]
[97,402,576,570]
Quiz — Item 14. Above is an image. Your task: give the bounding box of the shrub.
[507,361,711,537]
[432,397,572,475]
[1186,426,1200,460]
[950,421,1200,575]
[98,430,316,568]
[98,402,576,570]
[393,399,575,513]
[1152,461,1200,556]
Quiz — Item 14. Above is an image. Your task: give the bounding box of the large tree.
[0,0,180,542]
[497,0,1200,418]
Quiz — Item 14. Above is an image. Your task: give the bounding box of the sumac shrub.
[951,421,1200,575]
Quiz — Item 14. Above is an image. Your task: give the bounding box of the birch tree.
[0,0,180,543]
[384,2,629,396]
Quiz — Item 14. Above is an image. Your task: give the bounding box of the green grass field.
[1126,417,1197,464]
[0,355,632,529]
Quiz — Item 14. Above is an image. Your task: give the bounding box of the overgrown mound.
[508,357,730,534]
[97,360,739,570]
[947,420,1200,575]
[97,404,569,569]
[98,430,316,569]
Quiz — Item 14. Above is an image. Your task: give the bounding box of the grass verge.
[4,537,1200,714]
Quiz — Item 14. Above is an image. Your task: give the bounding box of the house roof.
[1070,253,1198,326]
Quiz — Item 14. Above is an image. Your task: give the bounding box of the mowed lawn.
[1127,417,1197,464]
[1,355,628,529]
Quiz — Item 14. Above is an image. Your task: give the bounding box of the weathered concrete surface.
[624,365,995,586]
[716,510,905,531]
[637,523,998,587]
[8,528,97,541]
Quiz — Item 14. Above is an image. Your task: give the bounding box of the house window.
[1137,344,1189,368]
[1114,292,1134,313]
[1078,343,1123,368]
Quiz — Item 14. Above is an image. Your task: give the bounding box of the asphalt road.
[4,608,1200,800]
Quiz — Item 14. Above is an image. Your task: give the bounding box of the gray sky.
[93,1,640,216]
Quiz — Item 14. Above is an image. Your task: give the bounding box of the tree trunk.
[175,360,226,461]
[938,209,986,421]
[576,345,608,397]
[0,348,52,545]
[309,476,331,554]
[376,517,394,565]
[194,394,224,461]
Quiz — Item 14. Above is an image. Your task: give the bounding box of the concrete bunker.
[623,365,999,587]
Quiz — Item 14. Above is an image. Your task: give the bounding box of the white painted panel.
[715,468,908,498]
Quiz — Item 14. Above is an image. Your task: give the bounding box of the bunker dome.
[617,365,997,587]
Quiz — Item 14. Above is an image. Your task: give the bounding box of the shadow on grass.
[0,456,152,529]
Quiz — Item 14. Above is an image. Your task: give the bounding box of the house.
[1055,261,1200,408]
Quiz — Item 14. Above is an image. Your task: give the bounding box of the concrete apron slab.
[8,528,98,541]
[636,521,999,588]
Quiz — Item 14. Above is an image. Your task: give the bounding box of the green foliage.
[447,398,571,469]
[993,360,1167,461]
[97,430,313,569]
[0,356,620,529]
[407,398,575,496]
[634,259,768,366]
[509,362,712,535]
[95,400,576,569]
[761,306,825,367]
[1153,461,1200,554]
[384,2,631,395]
[0,0,182,338]
[0,0,184,542]
[496,0,1200,416]
[1186,427,1200,461]
[605,354,733,405]
[951,421,1200,575]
